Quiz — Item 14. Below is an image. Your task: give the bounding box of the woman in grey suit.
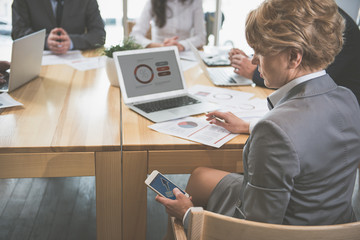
[156,0,360,229]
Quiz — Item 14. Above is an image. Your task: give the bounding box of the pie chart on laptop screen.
[177,121,198,128]
[134,64,154,84]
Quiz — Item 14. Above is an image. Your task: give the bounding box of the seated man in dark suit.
[229,8,360,104]
[11,0,106,54]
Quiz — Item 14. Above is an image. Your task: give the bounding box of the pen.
[212,115,225,123]
[206,112,226,123]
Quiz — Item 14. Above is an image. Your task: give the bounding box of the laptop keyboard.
[207,68,237,84]
[134,95,201,113]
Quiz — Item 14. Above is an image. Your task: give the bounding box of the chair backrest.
[172,207,360,240]
[204,12,225,45]
[126,20,151,39]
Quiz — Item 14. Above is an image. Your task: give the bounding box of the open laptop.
[113,46,218,123]
[0,29,45,93]
[189,42,253,86]
[201,49,231,67]
[202,56,231,67]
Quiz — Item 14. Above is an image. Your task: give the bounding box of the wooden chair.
[126,20,151,39]
[171,207,360,240]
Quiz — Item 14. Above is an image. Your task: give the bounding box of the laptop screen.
[115,49,184,98]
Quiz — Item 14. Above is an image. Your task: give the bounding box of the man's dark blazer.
[252,8,360,104]
[11,0,106,50]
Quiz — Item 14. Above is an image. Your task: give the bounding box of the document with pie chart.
[148,117,238,148]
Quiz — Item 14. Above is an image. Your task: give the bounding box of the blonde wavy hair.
[245,0,345,70]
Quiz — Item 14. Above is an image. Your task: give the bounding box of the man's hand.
[0,61,10,84]
[229,48,257,79]
[0,74,6,84]
[0,61,10,72]
[155,188,194,220]
[47,28,71,54]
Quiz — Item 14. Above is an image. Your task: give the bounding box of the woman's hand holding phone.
[155,188,194,221]
[145,170,193,220]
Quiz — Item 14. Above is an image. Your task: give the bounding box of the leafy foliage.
[103,37,143,58]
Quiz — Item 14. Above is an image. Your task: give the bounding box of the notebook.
[189,42,253,86]
[113,46,218,123]
[0,29,45,93]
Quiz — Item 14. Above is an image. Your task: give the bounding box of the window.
[0,0,12,60]
[218,0,263,54]
[127,0,147,20]
[5,0,357,53]
[97,0,123,46]
[0,0,12,37]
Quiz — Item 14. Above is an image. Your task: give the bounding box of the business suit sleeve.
[68,0,106,50]
[241,120,300,224]
[11,0,35,39]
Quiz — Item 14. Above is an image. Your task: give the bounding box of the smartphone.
[145,170,189,200]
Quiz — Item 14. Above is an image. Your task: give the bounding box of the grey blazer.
[237,74,360,225]
[12,0,106,50]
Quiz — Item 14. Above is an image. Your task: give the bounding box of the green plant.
[103,37,143,58]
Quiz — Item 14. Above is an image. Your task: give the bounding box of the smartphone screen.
[149,173,186,200]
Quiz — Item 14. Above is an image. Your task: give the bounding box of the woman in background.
[130,0,206,52]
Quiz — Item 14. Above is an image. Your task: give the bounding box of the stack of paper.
[149,116,238,148]
[0,93,23,109]
[149,85,269,148]
[42,50,105,71]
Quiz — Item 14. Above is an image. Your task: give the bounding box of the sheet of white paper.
[189,85,269,126]
[219,98,269,122]
[67,56,106,71]
[0,93,23,109]
[179,51,197,61]
[222,98,268,114]
[180,59,198,72]
[42,50,84,66]
[203,45,232,58]
[148,86,268,148]
[188,85,255,107]
[149,116,238,148]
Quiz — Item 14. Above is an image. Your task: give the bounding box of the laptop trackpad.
[169,108,186,114]
[169,105,199,115]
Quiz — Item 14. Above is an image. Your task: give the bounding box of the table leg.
[95,151,122,240]
[123,151,148,240]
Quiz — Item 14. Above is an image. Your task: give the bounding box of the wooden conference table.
[0,49,272,240]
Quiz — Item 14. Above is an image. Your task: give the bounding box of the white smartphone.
[145,170,189,200]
